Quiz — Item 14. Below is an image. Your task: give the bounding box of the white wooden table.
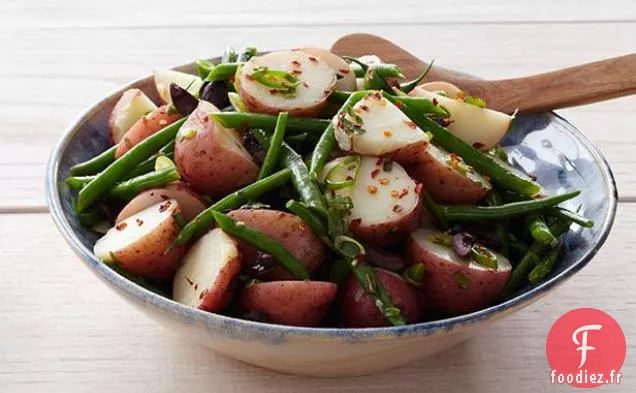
[1,1,634,391]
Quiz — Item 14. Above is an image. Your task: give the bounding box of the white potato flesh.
[425,143,491,187]
[109,89,157,143]
[409,86,512,150]
[413,229,511,273]
[334,92,430,157]
[116,182,206,222]
[239,50,336,115]
[298,48,356,91]
[356,55,384,66]
[173,228,240,311]
[322,156,419,227]
[154,69,203,105]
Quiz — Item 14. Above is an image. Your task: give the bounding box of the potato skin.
[349,188,423,247]
[174,107,258,197]
[241,281,337,327]
[115,105,181,158]
[405,144,491,205]
[406,233,511,315]
[110,204,186,282]
[228,209,326,280]
[198,253,242,312]
[338,268,422,328]
[108,88,157,144]
[116,182,207,222]
[297,47,357,91]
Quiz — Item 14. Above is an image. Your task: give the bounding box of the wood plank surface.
[1,22,635,208]
[0,210,633,392]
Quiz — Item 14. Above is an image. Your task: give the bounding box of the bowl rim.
[45,60,618,340]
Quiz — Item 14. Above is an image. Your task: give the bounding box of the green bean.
[500,219,571,298]
[348,62,404,79]
[309,91,367,179]
[526,214,558,247]
[211,211,310,280]
[285,200,328,237]
[123,140,176,180]
[173,168,291,246]
[75,118,186,212]
[251,129,327,215]
[211,112,330,135]
[109,264,170,298]
[421,192,448,229]
[486,190,510,257]
[70,145,117,176]
[548,207,594,228]
[284,132,308,144]
[328,258,352,284]
[364,68,395,94]
[205,63,241,82]
[400,60,435,93]
[196,59,215,79]
[383,92,542,197]
[509,233,530,254]
[328,91,449,117]
[528,248,560,284]
[350,262,406,326]
[66,175,94,190]
[430,191,580,222]
[258,112,288,180]
[108,167,180,201]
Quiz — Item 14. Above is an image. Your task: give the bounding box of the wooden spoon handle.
[331,33,636,114]
[480,54,636,113]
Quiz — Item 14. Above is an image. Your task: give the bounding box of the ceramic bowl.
[46,60,617,377]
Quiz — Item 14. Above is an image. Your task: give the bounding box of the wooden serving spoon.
[331,33,636,114]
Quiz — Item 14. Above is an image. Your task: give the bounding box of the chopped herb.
[403,263,425,287]
[463,95,487,108]
[452,271,470,288]
[429,232,453,247]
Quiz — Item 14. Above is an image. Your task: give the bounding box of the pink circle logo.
[546,308,626,388]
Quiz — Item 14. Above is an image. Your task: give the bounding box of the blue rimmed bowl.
[46,60,617,377]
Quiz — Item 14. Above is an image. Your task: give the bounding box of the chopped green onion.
[334,235,366,258]
[403,263,425,287]
[429,232,453,247]
[463,95,487,108]
[249,66,301,97]
[324,156,361,191]
[154,156,176,171]
[452,271,470,288]
[471,245,498,269]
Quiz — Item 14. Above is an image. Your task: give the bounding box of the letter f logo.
[572,324,602,368]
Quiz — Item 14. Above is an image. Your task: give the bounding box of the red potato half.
[241,281,337,327]
[334,92,430,164]
[115,105,182,158]
[227,209,326,280]
[321,156,422,246]
[94,199,186,282]
[339,268,422,328]
[116,182,207,222]
[108,89,158,144]
[154,68,203,105]
[173,228,242,312]
[409,84,513,150]
[174,100,258,197]
[298,47,357,91]
[405,142,492,205]
[407,228,512,316]
[238,50,336,117]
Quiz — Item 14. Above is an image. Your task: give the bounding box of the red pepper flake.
[308,56,318,63]
[115,222,127,231]
[483,175,491,181]
[199,288,209,300]
[473,142,484,149]
[415,183,423,194]
[194,283,199,290]
[302,81,309,88]
[432,98,439,106]
[529,174,537,181]
[345,175,354,181]
[449,152,462,162]
[160,194,170,200]
[392,205,403,213]
[398,188,409,198]
[291,60,301,67]
[390,190,399,198]
[184,276,194,286]
[338,68,350,74]
[404,120,417,129]
[372,91,382,100]
[245,74,254,81]
[367,185,378,194]
[371,168,380,178]
[269,89,279,95]
[159,200,172,212]
[395,100,404,109]
[383,129,393,137]
[324,89,331,95]
[291,69,302,75]
[136,218,144,227]
[359,104,369,112]
[376,158,384,166]
[379,178,390,185]
[350,218,362,228]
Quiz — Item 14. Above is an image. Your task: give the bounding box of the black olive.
[169,83,199,116]
[200,80,230,109]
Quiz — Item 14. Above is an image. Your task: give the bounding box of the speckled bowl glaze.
[46,60,617,377]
